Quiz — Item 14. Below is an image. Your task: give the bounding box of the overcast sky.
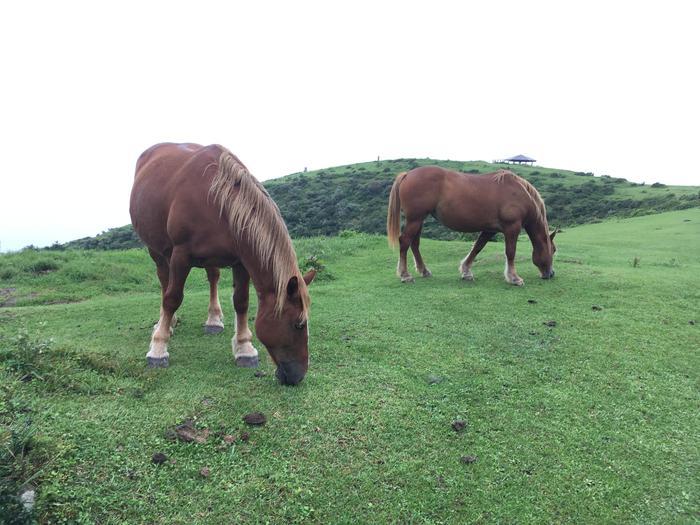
[1,1,698,251]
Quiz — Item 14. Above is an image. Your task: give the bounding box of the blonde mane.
[493,169,549,229]
[208,148,309,317]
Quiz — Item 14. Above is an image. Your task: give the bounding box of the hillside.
[54,158,699,250]
[267,159,700,239]
[1,210,698,522]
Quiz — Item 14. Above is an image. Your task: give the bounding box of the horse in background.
[130,143,315,385]
[387,166,558,285]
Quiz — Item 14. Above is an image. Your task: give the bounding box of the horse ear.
[550,227,561,241]
[303,269,316,286]
[286,276,299,298]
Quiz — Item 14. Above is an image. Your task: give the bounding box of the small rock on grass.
[200,467,210,478]
[151,452,168,465]
[527,299,537,304]
[427,374,444,385]
[243,412,266,426]
[460,455,478,464]
[19,489,35,512]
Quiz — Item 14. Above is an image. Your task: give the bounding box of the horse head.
[533,227,560,279]
[254,270,316,385]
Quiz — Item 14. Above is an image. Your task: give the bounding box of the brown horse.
[130,143,315,385]
[387,166,558,285]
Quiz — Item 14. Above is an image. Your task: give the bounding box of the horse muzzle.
[541,269,555,279]
[275,361,307,386]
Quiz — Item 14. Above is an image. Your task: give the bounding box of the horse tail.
[387,172,408,249]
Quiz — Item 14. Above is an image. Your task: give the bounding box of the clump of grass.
[0,379,38,524]
[0,332,52,382]
[24,260,60,275]
[0,332,144,395]
[0,267,17,280]
[632,256,641,268]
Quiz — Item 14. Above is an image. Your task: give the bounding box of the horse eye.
[294,321,306,330]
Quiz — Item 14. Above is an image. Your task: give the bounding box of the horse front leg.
[503,226,524,286]
[147,247,191,367]
[459,231,496,280]
[410,225,432,277]
[203,267,225,334]
[232,264,259,368]
[397,218,423,283]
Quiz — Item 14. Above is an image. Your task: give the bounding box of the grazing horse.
[387,166,558,285]
[130,143,315,385]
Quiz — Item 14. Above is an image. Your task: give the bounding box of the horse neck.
[524,218,550,252]
[237,245,277,297]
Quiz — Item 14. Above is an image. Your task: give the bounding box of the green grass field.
[1,209,699,523]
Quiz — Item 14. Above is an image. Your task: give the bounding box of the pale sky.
[1,1,698,251]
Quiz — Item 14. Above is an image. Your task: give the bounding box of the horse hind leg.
[232,264,259,368]
[149,249,176,335]
[460,231,496,281]
[397,218,424,283]
[203,267,225,334]
[410,225,432,277]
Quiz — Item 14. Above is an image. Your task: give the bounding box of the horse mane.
[492,170,549,230]
[208,148,309,318]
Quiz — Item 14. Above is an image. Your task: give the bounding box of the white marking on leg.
[460,256,474,280]
[232,311,258,359]
[504,260,524,286]
[397,259,414,282]
[204,278,224,328]
[148,312,171,359]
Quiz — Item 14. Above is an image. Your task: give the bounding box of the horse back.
[130,143,235,260]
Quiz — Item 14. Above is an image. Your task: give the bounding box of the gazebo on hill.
[501,154,536,166]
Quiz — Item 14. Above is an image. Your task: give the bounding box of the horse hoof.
[147,356,169,368]
[236,355,259,368]
[203,325,224,334]
[461,274,474,281]
[511,279,524,287]
[401,276,415,283]
[421,270,432,278]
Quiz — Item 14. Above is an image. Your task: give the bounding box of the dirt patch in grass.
[0,288,41,308]
[0,288,17,307]
[165,419,210,444]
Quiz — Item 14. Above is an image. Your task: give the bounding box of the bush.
[299,254,334,281]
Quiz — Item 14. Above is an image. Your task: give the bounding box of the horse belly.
[435,198,501,233]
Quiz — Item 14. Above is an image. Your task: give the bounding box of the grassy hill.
[1,209,698,523]
[51,158,699,250]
